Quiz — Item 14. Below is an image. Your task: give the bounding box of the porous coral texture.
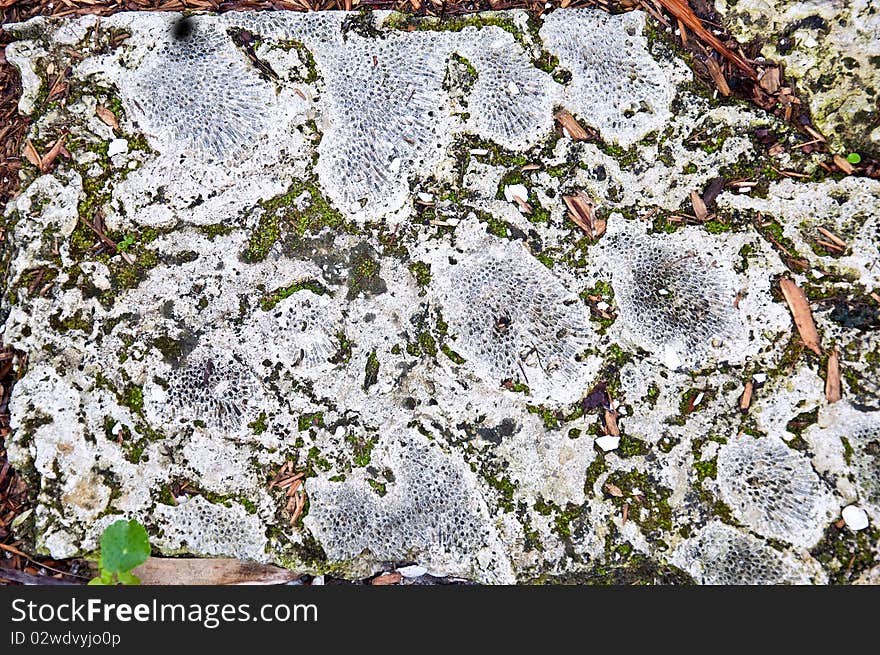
[3,8,878,584]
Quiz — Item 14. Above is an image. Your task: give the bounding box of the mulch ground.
[0,0,874,585]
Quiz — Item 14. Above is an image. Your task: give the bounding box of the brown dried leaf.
[133,558,300,585]
[833,154,854,175]
[690,189,708,221]
[96,105,119,131]
[825,349,841,403]
[702,177,727,207]
[563,191,604,238]
[779,277,821,355]
[512,194,532,215]
[605,482,624,498]
[40,134,68,173]
[554,109,591,141]
[23,140,41,168]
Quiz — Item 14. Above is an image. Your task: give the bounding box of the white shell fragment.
[842,506,869,531]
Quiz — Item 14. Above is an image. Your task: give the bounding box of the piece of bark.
[655,0,757,78]
[758,67,781,94]
[779,277,822,355]
[825,350,841,403]
[133,557,301,586]
[704,56,730,96]
[371,572,402,585]
[603,408,620,436]
[554,109,591,141]
[739,380,753,413]
[0,566,81,586]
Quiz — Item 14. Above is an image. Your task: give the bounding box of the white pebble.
[504,184,529,203]
[108,138,128,157]
[311,575,325,585]
[753,373,767,384]
[507,81,520,96]
[397,564,428,578]
[662,345,683,370]
[389,157,401,174]
[595,435,620,452]
[417,192,433,203]
[842,505,869,531]
[469,148,489,156]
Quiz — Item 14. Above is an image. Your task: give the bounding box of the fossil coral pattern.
[431,234,598,403]
[849,421,880,519]
[241,290,342,373]
[154,495,269,561]
[599,220,750,369]
[304,431,504,580]
[716,436,836,548]
[671,521,815,585]
[3,8,878,584]
[124,17,273,160]
[540,9,675,146]
[152,349,266,434]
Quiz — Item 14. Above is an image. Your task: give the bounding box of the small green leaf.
[117,235,136,252]
[98,519,151,576]
[87,577,106,586]
[846,152,861,164]
[116,570,141,585]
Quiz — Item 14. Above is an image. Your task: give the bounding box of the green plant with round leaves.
[846,152,861,165]
[89,519,151,585]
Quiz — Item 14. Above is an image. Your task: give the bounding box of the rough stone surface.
[3,8,879,584]
[716,0,880,157]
